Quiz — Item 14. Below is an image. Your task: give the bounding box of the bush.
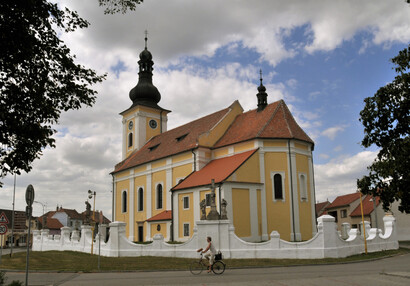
[0,271,23,286]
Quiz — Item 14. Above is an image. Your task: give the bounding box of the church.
[111,36,317,243]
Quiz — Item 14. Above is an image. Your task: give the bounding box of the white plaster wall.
[32,215,399,259]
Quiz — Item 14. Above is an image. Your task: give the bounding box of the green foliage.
[0,1,106,184]
[0,271,5,286]
[99,0,143,14]
[7,281,23,286]
[357,45,410,213]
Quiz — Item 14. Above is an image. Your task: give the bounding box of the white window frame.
[298,173,308,202]
[121,190,128,213]
[271,171,286,202]
[183,223,190,237]
[137,187,144,212]
[183,196,190,210]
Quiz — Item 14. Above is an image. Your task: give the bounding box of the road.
[2,253,410,286]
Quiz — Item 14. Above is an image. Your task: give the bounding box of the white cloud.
[314,151,377,202]
[59,0,410,71]
[321,125,347,140]
[319,153,330,160]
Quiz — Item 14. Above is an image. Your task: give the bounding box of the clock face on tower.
[128,121,133,130]
[149,119,158,129]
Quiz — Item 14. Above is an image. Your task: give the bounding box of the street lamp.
[88,190,96,254]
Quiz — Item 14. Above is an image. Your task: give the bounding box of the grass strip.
[1,248,409,272]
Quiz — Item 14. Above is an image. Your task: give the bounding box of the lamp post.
[88,190,96,255]
[10,174,16,257]
[25,184,35,286]
[359,192,368,254]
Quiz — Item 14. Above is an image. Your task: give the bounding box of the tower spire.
[128,32,161,109]
[256,69,268,111]
[144,30,148,49]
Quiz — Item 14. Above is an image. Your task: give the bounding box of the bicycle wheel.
[212,261,225,275]
[189,261,204,275]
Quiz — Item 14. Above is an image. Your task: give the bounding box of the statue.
[200,199,206,220]
[84,200,91,225]
[206,179,220,220]
[220,199,228,219]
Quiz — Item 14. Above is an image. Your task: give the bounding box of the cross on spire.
[260,69,263,85]
[144,30,148,49]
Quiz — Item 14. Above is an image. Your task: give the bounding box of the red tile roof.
[113,105,233,174]
[173,149,258,191]
[113,100,314,174]
[326,192,361,209]
[350,196,381,217]
[315,201,330,217]
[58,208,82,220]
[214,100,314,148]
[45,217,64,230]
[146,210,172,222]
[80,211,111,224]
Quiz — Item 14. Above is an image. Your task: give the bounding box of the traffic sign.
[0,212,9,224]
[25,184,35,206]
[0,224,7,235]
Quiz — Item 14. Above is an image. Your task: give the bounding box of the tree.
[357,45,410,213]
[98,0,143,14]
[0,1,105,185]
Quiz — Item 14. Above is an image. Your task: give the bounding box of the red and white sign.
[0,212,9,224]
[0,224,7,235]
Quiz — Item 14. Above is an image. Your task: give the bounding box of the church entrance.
[138,225,144,242]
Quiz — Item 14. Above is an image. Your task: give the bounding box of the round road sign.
[0,224,7,235]
[25,184,35,206]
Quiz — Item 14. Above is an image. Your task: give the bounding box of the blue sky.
[1,0,409,217]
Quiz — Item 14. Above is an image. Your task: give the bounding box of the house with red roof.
[325,192,410,240]
[111,38,317,242]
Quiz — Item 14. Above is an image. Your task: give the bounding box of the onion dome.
[256,69,268,111]
[129,32,161,109]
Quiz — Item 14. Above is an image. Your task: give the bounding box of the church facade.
[111,38,317,243]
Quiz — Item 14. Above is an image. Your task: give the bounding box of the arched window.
[122,191,127,213]
[138,187,144,211]
[299,174,307,201]
[273,173,283,200]
[156,184,163,209]
[128,133,133,147]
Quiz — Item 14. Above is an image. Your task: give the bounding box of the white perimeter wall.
[32,215,399,259]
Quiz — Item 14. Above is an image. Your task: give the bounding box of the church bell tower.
[120,32,170,159]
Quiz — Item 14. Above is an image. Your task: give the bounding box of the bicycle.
[189,252,226,275]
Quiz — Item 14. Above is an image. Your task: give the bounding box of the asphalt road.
[2,253,410,286]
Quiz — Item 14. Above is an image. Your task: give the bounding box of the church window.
[183,196,189,209]
[272,172,285,201]
[299,173,308,201]
[138,187,144,211]
[183,223,190,237]
[122,190,127,213]
[128,133,133,148]
[156,184,163,209]
[205,193,211,207]
[149,144,160,151]
[176,133,188,142]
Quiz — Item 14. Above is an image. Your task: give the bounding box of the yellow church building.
[111,37,316,243]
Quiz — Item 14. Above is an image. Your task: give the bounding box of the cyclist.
[201,236,216,273]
